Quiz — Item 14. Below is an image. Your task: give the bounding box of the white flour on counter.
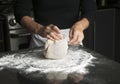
[0,49,95,76]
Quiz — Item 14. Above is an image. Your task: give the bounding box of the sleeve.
[14,0,33,23]
[80,0,97,24]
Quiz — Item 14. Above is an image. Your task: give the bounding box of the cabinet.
[0,15,5,52]
[84,8,120,62]
[95,8,120,62]
[85,8,120,62]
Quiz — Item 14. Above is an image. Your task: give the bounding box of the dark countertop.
[0,46,120,84]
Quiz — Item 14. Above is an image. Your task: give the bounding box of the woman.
[14,0,97,48]
[14,0,97,84]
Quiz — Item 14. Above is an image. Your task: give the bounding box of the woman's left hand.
[69,18,89,45]
[68,24,84,45]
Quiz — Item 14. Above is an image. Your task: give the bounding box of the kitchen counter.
[0,46,120,84]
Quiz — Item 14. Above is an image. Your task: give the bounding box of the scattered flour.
[0,48,95,78]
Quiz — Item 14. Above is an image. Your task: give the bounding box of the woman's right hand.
[38,24,63,40]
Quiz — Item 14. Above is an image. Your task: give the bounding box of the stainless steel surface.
[1,12,31,51]
[1,46,120,84]
[4,13,22,29]
[9,37,29,51]
[10,29,31,37]
[0,46,94,78]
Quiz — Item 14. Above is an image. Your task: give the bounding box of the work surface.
[0,46,120,84]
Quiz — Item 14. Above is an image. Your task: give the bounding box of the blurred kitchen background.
[0,0,120,62]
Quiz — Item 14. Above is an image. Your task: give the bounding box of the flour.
[0,48,95,79]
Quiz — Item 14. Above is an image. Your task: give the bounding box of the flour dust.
[0,48,95,78]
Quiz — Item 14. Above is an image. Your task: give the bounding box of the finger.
[55,32,63,39]
[48,24,54,27]
[46,35,54,41]
[45,26,51,34]
[53,26,61,34]
[72,32,84,45]
[69,29,73,40]
[69,31,78,44]
[49,32,61,40]
[48,24,59,33]
[69,37,79,45]
[76,35,82,44]
[47,24,62,39]
[72,35,82,45]
[52,26,63,39]
[45,24,56,34]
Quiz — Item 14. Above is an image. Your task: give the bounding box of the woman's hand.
[69,24,84,45]
[20,16,62,41]
[69,18,89,45]
[38,24,63,40]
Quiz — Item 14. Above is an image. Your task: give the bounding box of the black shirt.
[14,0,97,29]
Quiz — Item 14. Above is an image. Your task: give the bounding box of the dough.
[44,38,68,59]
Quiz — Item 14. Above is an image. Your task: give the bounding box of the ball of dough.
[44,38,68,59]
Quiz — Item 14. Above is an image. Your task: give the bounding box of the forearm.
[72,18,89,31]
[80,0,97,24]
[20,16,43,34]
[20,16,62,40]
